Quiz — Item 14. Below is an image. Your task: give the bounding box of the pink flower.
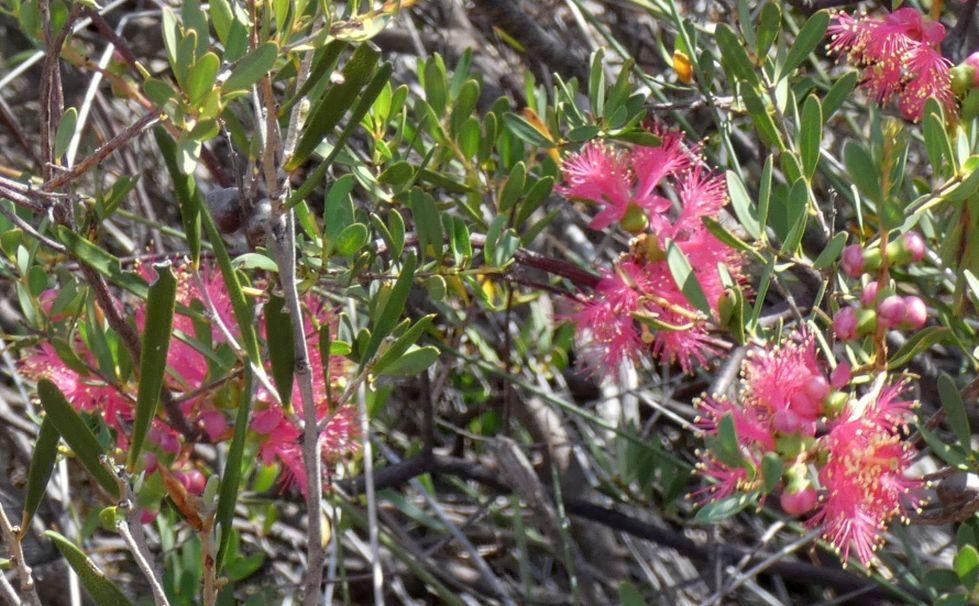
[781,486,818,515]
[692,455,750,504]
[743,332,829,429]
[828,8,953,121]
[811,417,921,566]
[841,245,866,277]
[558,131,695,231]
[833,306,859,340]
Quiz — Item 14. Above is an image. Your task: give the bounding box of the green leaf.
[502,112,553,148]
[761,452,782,493]
[185,52,220,106]
[222,41,278,93]
[939,373,972,451]
[37,380,119,498]
[153,128,201,264]
[372,315,436,375]
[714,23,758,84]
[813,232,847,269]
[725,170,760,239]
[618,581,645,606]
[288,44,380,170]
[694,492,756,523]
[710,413,743,468]
[362,252,417,364]
[925,568,964,592]
[216,367,252,570]
[919,421,969,468]
[799,95,822,178]
[945,161,979,203]
[127,262,177,469]
[378,160,413,189]
[499,161,526,212]
[742,87,783,150]
[265,295,295,407]
[54,107,77,159]
[781,180,809,253]
[888,326,951,369]
[778,10,829,81]
[45,531,133,606]
[756,1,781,57]
[375,345,439,377]
[334,223,369,257]
[54,227,148,298]
[955,545,979,586]
[701,216,762,261]
[822,71,857,119]
[923,100,952,179]
[21,417,59,528]
[588,48,606,118]
[666,241,711,315]
[843,140,881,203]
[409,189,443,260]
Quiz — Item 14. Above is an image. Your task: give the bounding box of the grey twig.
[0,503,42,606]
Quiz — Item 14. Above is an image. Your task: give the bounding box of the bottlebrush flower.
[557,130,695,232]
[743,331,830,431]
[810,386,922,566]
[827,7,954,121]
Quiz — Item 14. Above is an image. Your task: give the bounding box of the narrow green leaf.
[45,531,133,606]
[409,189,443,260]
[822,71,857,118]
[888,326,951,369]
[813,232,847,269]
[288,44,380,170]
[128,262,177,469]
[280,39,348,113]
[372,314,435,375]
[923,101,951,178]
[702,216,762,261]
[334,223,369,257]
[588,48,606,118]
[781,179,809,253]
[742,87,783,150]
[222,41,278,93]
[694,492,756,523]
[778,10,829,81]
[725,170,760,239]
[375,345,439,377]
[265,295,295,407]
[362,252,417,364]
[215,368,252,570]
[666,241,711,315]
[799,95,822,178]
[939,373,972,451]
[21,417,59,528]
[153,128,201,264]
[761,452,783,493]
[37,380,119,498]
[54,107,77,159]
[955,545,979,586]
[501,112,553,148]
[919,422,969,468]
[618,582,645,606]
[756,1,781,57]
[715,23,758,84]
[843,140,881,203]
[54,227,149,298]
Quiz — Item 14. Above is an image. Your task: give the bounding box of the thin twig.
[0,503,42,606]
[118,514,171,606]
[0,570,19,606]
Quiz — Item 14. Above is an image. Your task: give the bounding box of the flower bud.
[877,295,906,328]
[830,361,851,390]
[181,469,206,495]
[780,485,818,515]
[199,410,228,442]
[143,452,158,475]
[887,231,926,265]
[805,376,831,403]
[619,202,648,235]
[833,306,859,340]
[823,391,850,417]
[951,52,979,96]
[902,295,927,329]
[841,245,865,277]
[859,281,879,307]
[774,409,803,433]
[140,509,158,525]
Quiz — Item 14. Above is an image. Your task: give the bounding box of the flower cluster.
[558,130,745,375]
[19,262,358,501]
[827,7,954,121]
[695,332,922,566]
[833,231,928,340]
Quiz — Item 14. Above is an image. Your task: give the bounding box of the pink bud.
[841,245,865,277]
[780,486,818,515]
[860,281,879,307]
[967,51,979,84]
[789,391,821,417]
[143,452,158,475]
[140,509,158,525]
[199,410,228,442]
[774,409,803,433]
[877,295,906,328]
[830,361,851,390]
[181,469,206,495]
[804,376,831,403]
[833,306,859,340]
[902,295,927,329]
[901,231,926,262]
